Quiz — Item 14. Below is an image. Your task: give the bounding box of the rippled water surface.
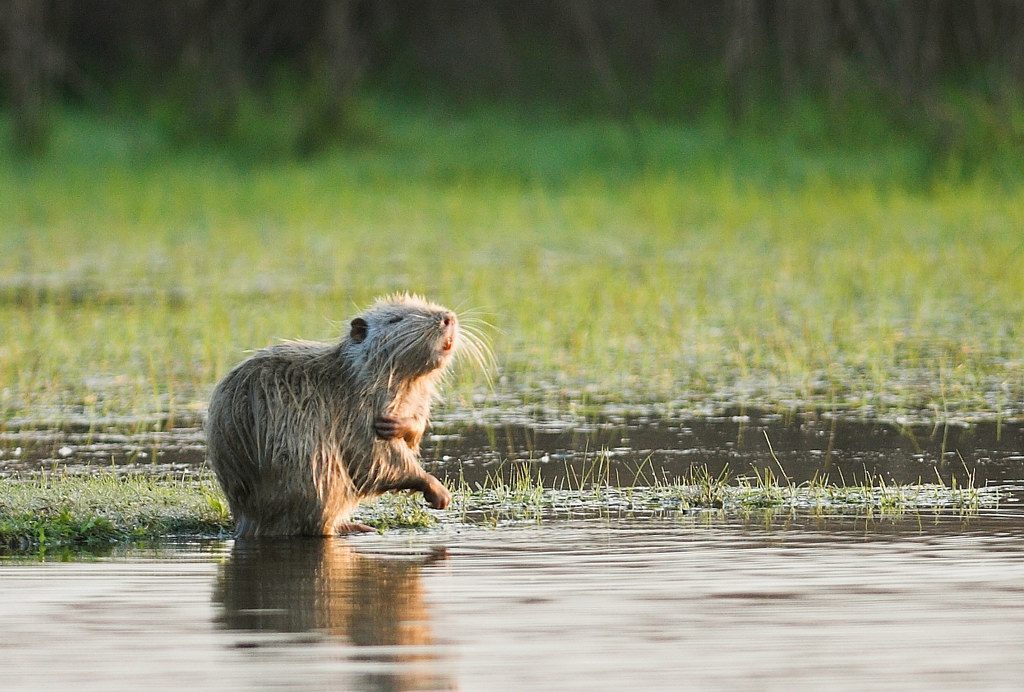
[3,412,1023,689]
[4,412,1024,488]
[3,514,1024,690]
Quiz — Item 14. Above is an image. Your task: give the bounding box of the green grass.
[0,465,998,555]
[0,473,233,553]
[0,472,436,554]
[1,102,1023,428]
[452,457,997,526]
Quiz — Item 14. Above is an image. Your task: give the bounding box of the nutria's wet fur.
[205,294,485,537]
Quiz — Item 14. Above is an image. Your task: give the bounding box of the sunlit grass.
[451,454,996,527]
[1,107,1022,426]
[0,461,999,554]
[0,473,233,553]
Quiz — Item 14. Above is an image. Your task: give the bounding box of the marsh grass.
[451,455,997,527]
[1,106,1023,428]
[0,458,998,554]
[0,473,233,554]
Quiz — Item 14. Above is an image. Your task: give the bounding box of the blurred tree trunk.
[3,0,54,155]
[724,0,765,118]
[774,0,836,96]
[175,0,249,138]
[322,0,364,102]
[565,0,625,108]
[837,0,896,96]
[996,0,1024,87]
[303,0,365,149]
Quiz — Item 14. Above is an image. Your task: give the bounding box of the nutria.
[205,293,487,537]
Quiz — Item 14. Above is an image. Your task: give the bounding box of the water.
[2,412,1023,689]
[2,515,1024,690]
[4,411,1024,488]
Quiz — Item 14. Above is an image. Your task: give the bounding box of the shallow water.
[2,514,1024,690]
[3,411,1024,488]
[3,412,1023,689]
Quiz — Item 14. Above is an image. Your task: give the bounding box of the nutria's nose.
[442,312,455,327]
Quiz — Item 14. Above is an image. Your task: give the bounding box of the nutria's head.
[342,294,461,383]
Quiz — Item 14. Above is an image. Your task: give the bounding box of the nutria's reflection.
[214,539,453,690]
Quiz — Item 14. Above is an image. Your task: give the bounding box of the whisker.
[455,326,497,383]
[460,317,501,335]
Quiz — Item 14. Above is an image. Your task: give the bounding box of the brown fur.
[205,294,482,537]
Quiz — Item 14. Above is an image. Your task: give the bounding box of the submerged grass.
[1,105,1023,427]
[453,456,998,527]
[0,460,1000,554]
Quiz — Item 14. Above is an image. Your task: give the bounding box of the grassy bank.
[1,103,1023,427]
[0,466,999,555]
[0,474,232,553]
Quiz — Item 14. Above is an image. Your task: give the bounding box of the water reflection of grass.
[0,464,998,554]
[2,111,1023,427]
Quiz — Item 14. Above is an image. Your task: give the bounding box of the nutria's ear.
[350,317,368,343]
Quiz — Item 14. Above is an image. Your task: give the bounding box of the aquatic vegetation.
[358,493,438,531]
[0,473,233,553]
[0,460,1000,555]
[1,110,1023,427]
[452,457,998,527]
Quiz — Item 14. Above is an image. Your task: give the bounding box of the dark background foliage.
[3,0,1024,156]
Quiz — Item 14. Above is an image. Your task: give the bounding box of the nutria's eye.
[350,317,368,343]
[388,316,403,324]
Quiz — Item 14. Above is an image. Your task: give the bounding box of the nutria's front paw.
[423,480,452,510]
[374,415,408,440]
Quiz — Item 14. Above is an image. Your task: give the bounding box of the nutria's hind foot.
[336,522,377,535]
[234,515,255,539]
